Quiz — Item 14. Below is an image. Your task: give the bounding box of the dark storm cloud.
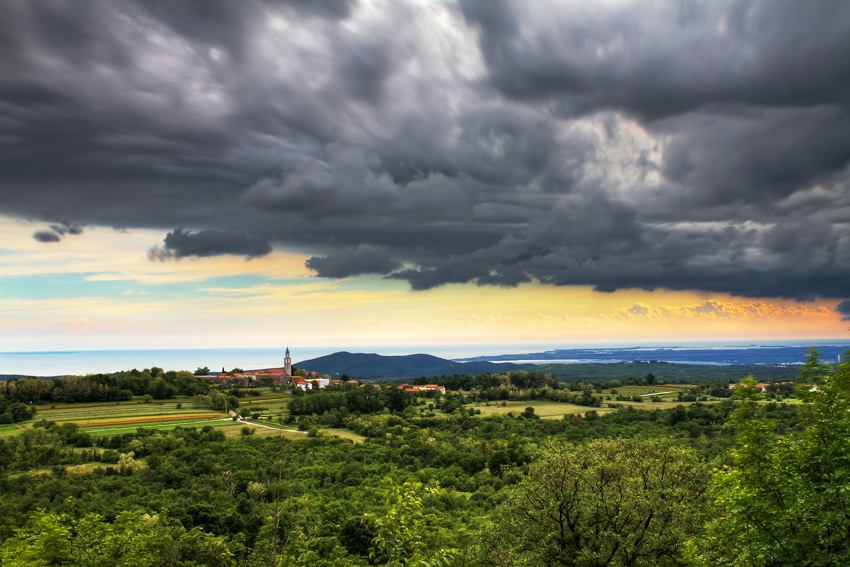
[306,245,401,278]
[50,222,83,236]
[1,0,850,304]
[32,230,60,243]
[31,222,83,243]
[459,1,850,119]
[150,228,272,260]
[838,300,850,322]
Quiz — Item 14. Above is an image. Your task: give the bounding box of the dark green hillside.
[534,361,801,383]
[295,351,522,379]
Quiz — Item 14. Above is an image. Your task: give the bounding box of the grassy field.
[233,421,366,443]
[469,400,619,419]
[464,390,732,420]
[238,399,291,415]
[0,423,21,436]
[609,384,692,396]
[324,428,366,443]
[222,425,306,440]
[9,460,149,479]
[81,417,233,436]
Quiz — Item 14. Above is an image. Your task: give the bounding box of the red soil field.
[80,414,221,427]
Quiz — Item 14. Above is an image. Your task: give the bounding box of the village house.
[198,347,294,388]
[396,384,446,395]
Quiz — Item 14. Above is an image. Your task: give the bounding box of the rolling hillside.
[294,351,523,380]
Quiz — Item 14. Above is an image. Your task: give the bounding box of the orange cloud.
[613,300,834,321]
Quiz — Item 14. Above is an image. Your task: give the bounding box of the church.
[199,347,293,387]
[241,346,293,384]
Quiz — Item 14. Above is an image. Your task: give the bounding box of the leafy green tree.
[149,377,175,399]
[482,437,712,567]
[687,351,850,567]
[367,478,456,567]
[520,407,539,419]
[118,451,141,474]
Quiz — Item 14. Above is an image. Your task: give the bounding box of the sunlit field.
[0,424,20,436]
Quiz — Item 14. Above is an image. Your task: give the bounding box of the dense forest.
[0,352,847,566]
[0,368,211,406]
[531,361,801,382]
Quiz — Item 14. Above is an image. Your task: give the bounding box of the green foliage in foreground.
[366,479,457,567]
[687,351,850,567]
[0,509,232,567]
[483,437,712,567]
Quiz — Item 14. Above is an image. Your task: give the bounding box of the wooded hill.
[294,351,523,379]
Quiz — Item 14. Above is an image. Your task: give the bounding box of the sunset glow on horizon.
[2,218,845,352]
[1,1,849,354]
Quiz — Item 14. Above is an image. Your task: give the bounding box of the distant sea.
[1,340,848,377]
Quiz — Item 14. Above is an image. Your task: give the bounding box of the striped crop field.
[78,414,221,427]
[36,403,218,424]
[82,417,234,436]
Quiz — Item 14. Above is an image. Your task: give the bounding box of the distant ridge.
[294,351,523,380]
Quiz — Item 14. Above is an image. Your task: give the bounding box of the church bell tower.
[284,346,291,377]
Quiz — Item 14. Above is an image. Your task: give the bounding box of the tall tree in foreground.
[687,350,850,567]
[481,437,712,567]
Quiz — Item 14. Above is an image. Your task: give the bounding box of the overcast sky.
[1,0,849,352]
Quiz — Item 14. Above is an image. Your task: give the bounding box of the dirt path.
[238,418,305,434]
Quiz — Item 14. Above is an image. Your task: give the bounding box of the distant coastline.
[1,339,847,378]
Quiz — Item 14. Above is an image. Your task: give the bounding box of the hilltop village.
[196,347,446,394]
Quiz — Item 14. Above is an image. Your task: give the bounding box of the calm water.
[2,340,848,377]
[460,340,850,366]
[0,344,542,377]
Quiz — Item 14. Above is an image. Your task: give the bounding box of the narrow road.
[237,417,305,434]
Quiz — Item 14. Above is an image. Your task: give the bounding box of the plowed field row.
[43,406,212,421]
[79,414,220,427]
